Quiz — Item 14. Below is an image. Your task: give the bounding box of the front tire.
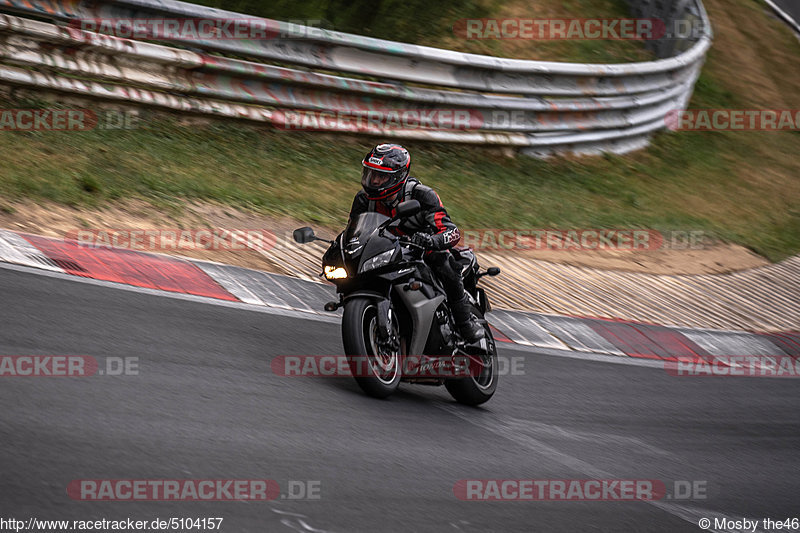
[342,297,401,399]
[445,307,498,406]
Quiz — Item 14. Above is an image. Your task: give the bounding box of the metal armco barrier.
[0,0,711,156]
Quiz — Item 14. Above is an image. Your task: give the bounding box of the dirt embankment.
[0,198,768,276]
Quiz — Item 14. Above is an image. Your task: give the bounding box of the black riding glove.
[411,232,434,249]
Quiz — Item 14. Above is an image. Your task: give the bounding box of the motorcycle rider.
[349,143,484,342]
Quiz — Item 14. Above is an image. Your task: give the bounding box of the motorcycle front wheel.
[342,297,402,399]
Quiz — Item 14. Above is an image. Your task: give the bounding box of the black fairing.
[343,213,397,273]
[324,213,414,294]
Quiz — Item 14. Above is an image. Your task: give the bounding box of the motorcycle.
[293,199,501,406]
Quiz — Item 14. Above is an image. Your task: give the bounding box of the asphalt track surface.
[1,265,799,532]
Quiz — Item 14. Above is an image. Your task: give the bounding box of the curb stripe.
[20,234,237,301]
[586,320,671,360]
[489,310,570,350]
[626,324,708,362]
[488,325,513,343]
[759,333,800,358]
[0,229,66,273]
[680,330,788,357]
[1,229,796,364]
[532,315,626,355]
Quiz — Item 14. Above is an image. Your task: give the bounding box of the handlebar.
[399,235,427,255]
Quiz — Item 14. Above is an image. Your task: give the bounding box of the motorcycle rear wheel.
[444,307,498,406]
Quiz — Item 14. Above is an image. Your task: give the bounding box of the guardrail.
[0,0,712,156]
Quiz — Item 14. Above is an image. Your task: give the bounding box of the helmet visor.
[361,167,395,190]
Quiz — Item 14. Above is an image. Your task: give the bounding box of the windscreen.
[343,212,390,243]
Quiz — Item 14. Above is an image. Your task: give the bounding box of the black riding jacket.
[349,177,461,251]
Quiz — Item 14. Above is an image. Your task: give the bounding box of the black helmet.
[361,144,411,201]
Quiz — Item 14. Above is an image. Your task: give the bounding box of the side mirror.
[293,227,316,244]
[394,200,421,219]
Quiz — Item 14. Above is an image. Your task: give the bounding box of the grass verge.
[0,0,798,262]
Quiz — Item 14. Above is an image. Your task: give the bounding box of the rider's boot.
[451,294,484,343]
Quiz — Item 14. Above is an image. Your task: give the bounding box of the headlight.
[324,266,348,280]
[359,249,395,273]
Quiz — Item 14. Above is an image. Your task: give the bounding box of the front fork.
[329,293,399,352]
[375,298,400,352]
